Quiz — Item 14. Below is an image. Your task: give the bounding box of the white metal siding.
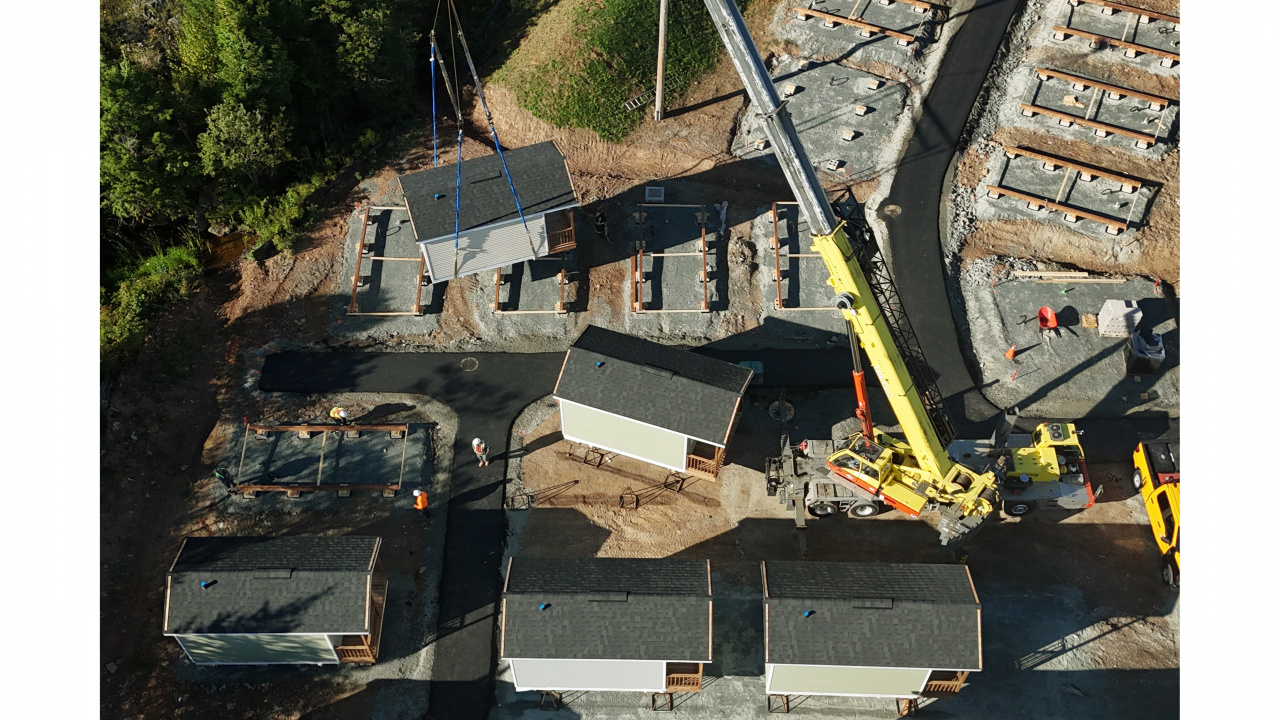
[421,215,547,282]
[510,658,666,692]
[560,401,688,471]
[766,663,929,697]
[176,634,339,665]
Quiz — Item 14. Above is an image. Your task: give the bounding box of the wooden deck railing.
[685,453,721,480]
[921,670,969,697]
[666,663,704,692]
[337,571,389,664]
[548,226,576,254]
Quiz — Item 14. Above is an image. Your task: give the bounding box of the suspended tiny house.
[402,6,580,285]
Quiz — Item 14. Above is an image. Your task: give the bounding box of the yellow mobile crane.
[701,0,1095,543]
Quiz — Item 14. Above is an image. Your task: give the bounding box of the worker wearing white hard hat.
[472,438,489,467]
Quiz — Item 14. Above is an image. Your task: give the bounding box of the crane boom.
[701,0,835,236]
[701,0,953,475]
[701,0,1007,540]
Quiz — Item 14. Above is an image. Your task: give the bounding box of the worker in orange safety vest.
[413,489,430,519]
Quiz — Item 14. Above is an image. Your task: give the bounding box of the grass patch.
[494,0,740,141]
[100,245,202,372]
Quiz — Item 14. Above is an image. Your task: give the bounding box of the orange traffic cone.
[1004,344,1017,361]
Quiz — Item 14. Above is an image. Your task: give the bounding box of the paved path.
[263,351,565,719]
[879,0,1023,404]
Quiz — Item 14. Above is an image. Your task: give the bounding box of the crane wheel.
[1162,558,1179,588]
[1003,500,1036,517]
[1132,469,1144,492]
[848,502,880,518]
[834,293,856,310]
[807,501,838,518]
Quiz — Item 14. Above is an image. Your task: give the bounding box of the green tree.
[175,0,219,86]
[213,0,295,107]
[100,57,200,222]
[197,101,294,183]
[314,0,416,98]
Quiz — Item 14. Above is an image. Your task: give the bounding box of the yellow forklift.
[1133,441,1179,587]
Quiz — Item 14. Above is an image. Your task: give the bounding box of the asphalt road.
[263,351,566,718]
[880,0,1023,404]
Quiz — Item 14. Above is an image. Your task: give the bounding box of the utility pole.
[654,0,669,121]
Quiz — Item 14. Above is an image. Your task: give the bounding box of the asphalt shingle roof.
[553,326,754,444]
[165,536,379,635]
[763,561,981,670]
[399,140,577,242]
[502,557,712,662]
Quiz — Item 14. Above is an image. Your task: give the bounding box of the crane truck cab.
[1133,441,1180,587]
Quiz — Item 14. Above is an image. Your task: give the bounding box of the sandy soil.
[514,412,746,560]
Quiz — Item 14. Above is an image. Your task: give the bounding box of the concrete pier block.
[1108,91,1122,100]
[855,104,869,116]
[1071,82,1086,91]
[1059,118,1073,127]
[1063,213,1079,223]
[1028,201,1044,211]
[1037,72,1049,80]
[1090,39,1104,49]
[1160,57,1175,68]
[1054,32,1067,40]
[824,19,836,28]
[866,79,881,90]
[860,29,873,38]
[1105,225,1122,236]
[1139,14,1150,23]
[1123,48,1138,58]
[1121,183,1136,193]
[754,138,768,151]
[897,39,910,47]
[1022,108,1036,117]
[1101,7,1115,15]
[1042,162,1058,171]
[1135,139,1151,149]
[987,189,1000,199]
[841,129,857,141]
[1094,128,1109,138]
[783,84,798,97]
[1150,101,1164,110]
[1079,173,1094,182]
[914,6,928,13]
[879,0,892,5]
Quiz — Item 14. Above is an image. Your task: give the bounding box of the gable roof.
[553,326,754,445]
[763,561,981,671]
[165,536,380,636]
[502,557,712,662]
[399,140,577,243]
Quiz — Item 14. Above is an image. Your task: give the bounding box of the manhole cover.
[460,357,479,372]
[769,401,795,423]
[882,205,902,217]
